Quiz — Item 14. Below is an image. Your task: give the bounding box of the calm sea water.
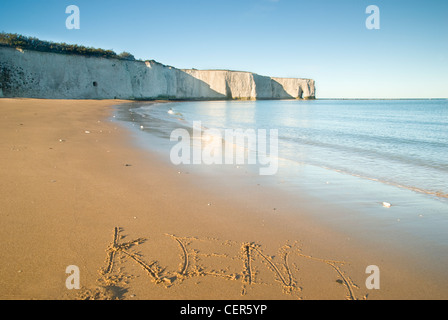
[115,99,448,224]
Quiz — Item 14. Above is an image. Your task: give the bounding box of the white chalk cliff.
[0,46,315,100]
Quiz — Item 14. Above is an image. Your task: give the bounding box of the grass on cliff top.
[0,32,136,61]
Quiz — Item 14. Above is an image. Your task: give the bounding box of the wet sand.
[0,98,446,300]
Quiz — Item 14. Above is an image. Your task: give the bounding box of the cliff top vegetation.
[0,32,136,61]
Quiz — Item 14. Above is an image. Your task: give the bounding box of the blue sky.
[1,0,447,98]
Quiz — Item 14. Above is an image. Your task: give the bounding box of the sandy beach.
[0,98,446,300]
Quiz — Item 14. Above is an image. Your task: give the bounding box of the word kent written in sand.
[75,228,374,300]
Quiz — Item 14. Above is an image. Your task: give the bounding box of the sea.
[114,99,448,261]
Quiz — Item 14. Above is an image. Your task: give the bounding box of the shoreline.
[0,98,447,300]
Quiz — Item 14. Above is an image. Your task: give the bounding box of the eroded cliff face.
[0,46,315,100]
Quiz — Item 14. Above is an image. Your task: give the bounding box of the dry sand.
[0,98,446,300]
